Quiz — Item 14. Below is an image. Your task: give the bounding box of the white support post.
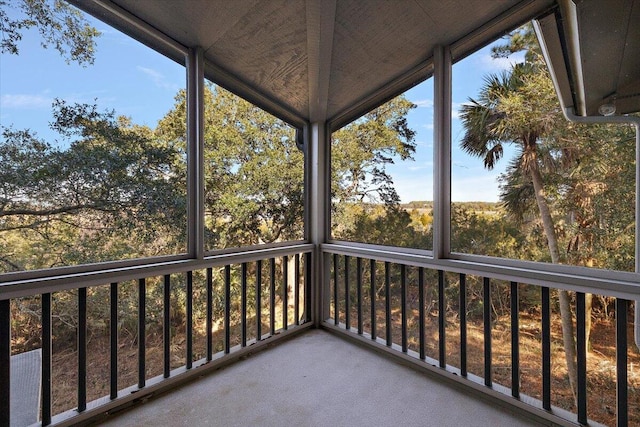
[433,45,452,259]
[309,121,330,326]
[186,47,205,259]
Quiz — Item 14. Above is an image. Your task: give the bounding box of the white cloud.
[413,99,433,108]
[137,66,180,91]
[0,94,52,109]
[476,52,525,72]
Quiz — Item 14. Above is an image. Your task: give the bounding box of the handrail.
[0,243,314,301]
[321,243,640,300]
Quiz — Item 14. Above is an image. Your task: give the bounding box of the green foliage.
[342,205,431,249]
[157,85,304,249]
[459,23,636,272]
[331,96,419,247]
[332,96,416,206]
[0,101,186,270]
[451,204,535,260]
[0,0,100,65]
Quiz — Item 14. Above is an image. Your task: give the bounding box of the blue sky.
[0,12,185,143]
[0,5,524,203]
[388,46,523,203]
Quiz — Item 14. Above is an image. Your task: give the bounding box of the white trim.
[326,239,432,258]
[449,0,554,62]
[557,0,587,116]
[203,240,309,257]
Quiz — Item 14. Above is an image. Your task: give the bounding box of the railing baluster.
[345,255,350,330]
[357,257,363,335]
[385,262,392,347]
[460,274,467,377]
[370,259,376,341]
[333,253,338,326]
[511,281,519,399]
[616,298,628,427]
[576,292,587,424]
[138,279,146,389]
[42,293,52,425]
[241,263,247,347]
[401,264,407,353]
[305,252,312,323]
[224,265,231,354]
[206,268,213,361]
[270,258,276,335]
[163,275,171,377]
[419,268,425,360]
[295,254,300,325]
[542,286,551,410]
[1,299,10,426]
[483,277,492,387]
[256,260,262,341]
[110,283,118,399]
[78,287,87,412]
[186,271,193,368]
[438,270,445,368]
[283,255,289,331]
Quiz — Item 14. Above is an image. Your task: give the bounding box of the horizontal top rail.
[321,243,640,300]
[0,243,313,301]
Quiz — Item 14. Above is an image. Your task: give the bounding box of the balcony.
[2,1,640,427]
[2,244,638,426]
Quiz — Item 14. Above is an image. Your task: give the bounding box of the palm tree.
[459,61,579,401]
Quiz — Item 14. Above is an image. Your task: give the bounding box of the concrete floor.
[99,329,543,427]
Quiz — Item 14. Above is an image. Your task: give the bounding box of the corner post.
[433,45,452,259]
[186,46,205,259]
[309,121,330,327]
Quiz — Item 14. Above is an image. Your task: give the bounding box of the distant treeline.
[400,201,500,212]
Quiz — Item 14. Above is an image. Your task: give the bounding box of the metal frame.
[433,45,452,259]
[2,1,639,426]
[309,121,330,326]
[187,47,205,260]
